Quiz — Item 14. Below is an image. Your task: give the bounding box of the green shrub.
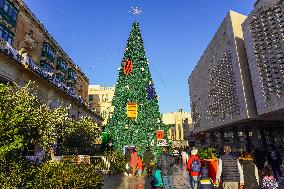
[198,147,218,160]
[28,161,102,189]
[103,149,126,173]
[0,160,102,189]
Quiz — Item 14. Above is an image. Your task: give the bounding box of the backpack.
[191,159,201,172]
[152,169,163,187]
[270,150,278,161]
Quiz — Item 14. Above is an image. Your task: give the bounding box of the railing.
[91,156,115,174]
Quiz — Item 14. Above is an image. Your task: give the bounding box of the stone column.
[219,131,225,146]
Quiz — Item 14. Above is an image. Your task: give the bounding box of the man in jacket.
[187,148,201,189]
[267,145,283,181]
[143,147,153,176]
[157,146,175,189]
[124,145,131,176]
[216,146,244,189]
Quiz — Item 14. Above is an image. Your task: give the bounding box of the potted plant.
[198,147,218,185]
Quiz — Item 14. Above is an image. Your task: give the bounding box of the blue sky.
[25,0,255,113]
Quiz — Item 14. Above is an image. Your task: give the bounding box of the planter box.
[202,159,218,184]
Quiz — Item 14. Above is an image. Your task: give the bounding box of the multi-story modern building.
[190,4,284,152]
[162,109,192,147]
[0,0,102,124]
[242,0,284,149]
[88,85,115,125]
[189,11,258,149]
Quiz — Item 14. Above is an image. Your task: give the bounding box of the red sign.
[156,130,164,140]
[123,59,133,75]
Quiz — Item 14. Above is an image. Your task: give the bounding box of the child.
[198,167,216,189]
[137,156,143,177]
[261,165,279,189]
[151,168,163,188]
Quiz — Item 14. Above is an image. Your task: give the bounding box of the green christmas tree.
[106,22,167,160]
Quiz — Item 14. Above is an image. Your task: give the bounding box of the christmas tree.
[106,22,167,160]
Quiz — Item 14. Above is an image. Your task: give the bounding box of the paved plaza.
[102,164,191,189]
[103,163,284,189]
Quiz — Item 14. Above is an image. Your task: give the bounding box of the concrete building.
[162,109,192,147]
[189,11,256,132]
[242,0,284,149]
[88,85,115,125]
[0,0,102,124]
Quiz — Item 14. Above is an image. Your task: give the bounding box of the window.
[101,111,107,119]
[102,94,108,102]
[68,68,77,81]
[40,60,54,73]
[56,74,65,84]
[0,0,18,27]
[89,95,94,102]
[56,58,68,73]
[42,42,56,62]
[0,24,13,44]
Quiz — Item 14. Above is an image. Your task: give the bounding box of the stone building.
[0,0,102,124]
[189,11,256,132]
[162,109,192,147]
[242,0,284,150]
[189,11,257,149]
[88,85,115,125]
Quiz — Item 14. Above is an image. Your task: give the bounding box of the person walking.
[253,148,266,171]
[157,146,175,189]
[182,148,188,165]
[261,165,279,189]
[143,147,153,176]
[216,145,244,189]
[239,152,259,189]
[130,147,138,176]
[124,145,132,176]
[266,145,283,181]
[137,155,143,177]
[198,167,216,189]
[187,148,201,189]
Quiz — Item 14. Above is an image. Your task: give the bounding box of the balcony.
[56,58,68,76]
[67,68,77,84]
[0,4,18,28]
[41,51,55,64]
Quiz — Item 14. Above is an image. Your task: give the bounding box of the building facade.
[162,109,192,147]
[189,5,284,152]
[242,0,284,150]
[0,0,102,124]
[189,11,256,133]
[88,85,115,125]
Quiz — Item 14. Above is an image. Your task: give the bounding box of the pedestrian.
[261,165,279,189]
[198,167,216,189]
[216,145,244,189]
[124,145,132,176]
[187,148,201,189]
[157,146,175,189]
[253,148,266,171]
[151,168,164,188]
[143,147,153,176]
[266,145,283,181]
[130,147,138,176]
[137,155,143,177]
[239,152,259,189]
[182,147,188,165]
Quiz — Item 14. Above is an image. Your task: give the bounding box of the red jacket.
[187,155,201,176]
